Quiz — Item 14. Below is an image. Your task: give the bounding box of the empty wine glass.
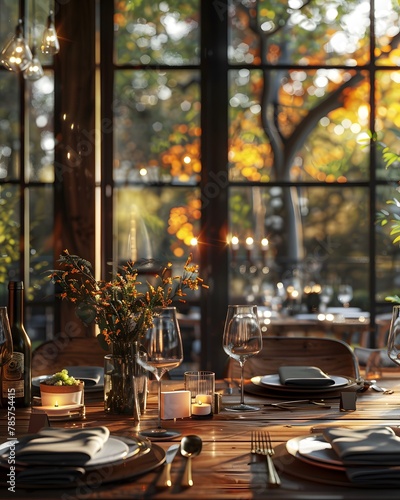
[337,284,353,308]
[387,306,400,369]
[222,305,262,411]
[0,307,13,367]
[136,307,183,439]
[319,285,333,312]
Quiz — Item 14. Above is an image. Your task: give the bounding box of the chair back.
[32,336,108,377]
[225,336,360,380]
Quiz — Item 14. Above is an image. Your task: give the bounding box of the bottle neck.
[8,282,24,326]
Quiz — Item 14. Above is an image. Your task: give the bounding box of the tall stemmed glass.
[136,307,183,438]
[337,284,353,308]
[387,306,400,369]
[0,307,13,367]
[223,305,262,411]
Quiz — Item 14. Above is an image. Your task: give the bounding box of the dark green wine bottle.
[1,281,32,407]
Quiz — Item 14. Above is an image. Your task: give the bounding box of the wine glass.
[222,305,262,411]
[136,307,183,439]
[0,307,13,367]
[387,306,400,369]
[337,284,353,308]
[319,285,333,312]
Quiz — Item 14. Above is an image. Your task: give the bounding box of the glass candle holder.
[184,370,215,417]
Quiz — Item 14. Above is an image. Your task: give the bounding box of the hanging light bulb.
[41,10,59,55]
[23,45,44,81]
[0,19,33,72]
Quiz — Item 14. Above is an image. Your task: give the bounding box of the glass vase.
[104,341,148,418]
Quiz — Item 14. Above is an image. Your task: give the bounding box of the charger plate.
[245,375,357,399]
[258,374,350,392]
[0,437,165,489]
[275,442,398,489]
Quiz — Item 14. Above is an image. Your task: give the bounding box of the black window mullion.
[200,0,229,374]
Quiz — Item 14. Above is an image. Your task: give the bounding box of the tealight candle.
[192,401,212,416]
[196,394,212,405]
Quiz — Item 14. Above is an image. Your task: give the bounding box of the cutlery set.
[156,434,202,489]
[251,430,281,487]
[263,399,331,410]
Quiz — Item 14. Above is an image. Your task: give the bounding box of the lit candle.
[196,394,212,405]
[191,401,212,416]
[261,237,268,265]
[245,236,254,250]
[245,236,254,262]
[231,236,239,251]
[190,237,198,259]
[230,236,239,263]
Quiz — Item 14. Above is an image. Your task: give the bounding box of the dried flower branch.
[49,249,207,347]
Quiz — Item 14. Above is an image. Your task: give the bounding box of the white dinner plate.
[334,311,370,319]
[326,307,361,314]
[32,366,104,393]
[286,435,345,470]
[0,435,140,468]
[257,373,351,392]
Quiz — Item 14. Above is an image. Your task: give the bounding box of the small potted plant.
[40,369,84,407]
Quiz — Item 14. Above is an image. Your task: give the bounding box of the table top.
[1,374,400,499]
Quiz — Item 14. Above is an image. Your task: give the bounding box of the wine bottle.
[1,281,32,407]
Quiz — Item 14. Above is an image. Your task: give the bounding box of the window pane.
[28,186,53,301]
[375,70,400,180]
[229,0,370,66]
[114,0,200,65]
[229,69,370,182]
[0,184,20,302]
[114,186,201,263]
[375,0,400,67]
[376,184,400,302]
[27,72,55,182]
[114,70,201,185]
[228,186,369,310]
[0,71,20,181]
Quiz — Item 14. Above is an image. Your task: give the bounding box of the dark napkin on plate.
[278,366,335,387]
[322,426,400,465]
[322,426,400,485]
[17,466,86,485]
[15,426,110,466]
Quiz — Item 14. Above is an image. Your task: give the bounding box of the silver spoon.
[180,434,202,487]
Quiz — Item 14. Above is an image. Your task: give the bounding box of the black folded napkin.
[15,426,110,466]
[278,366,335,387]
[17,466,86,485]
[322,426,400,485]
[322,426,400,465]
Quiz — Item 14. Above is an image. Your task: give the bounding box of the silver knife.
[156,443,180,488]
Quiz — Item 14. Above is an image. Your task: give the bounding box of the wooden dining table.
[1,372,400,499]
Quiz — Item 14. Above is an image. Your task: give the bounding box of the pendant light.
[23,45,44,81]
[40,9,59,55]
[0,19,33,72]
[24,2,44,82]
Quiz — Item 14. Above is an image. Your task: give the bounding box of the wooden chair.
[32,334,109,377]
[225,336,361,380]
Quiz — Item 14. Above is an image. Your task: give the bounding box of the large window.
[1,0,400,371]
[0,0,55,345]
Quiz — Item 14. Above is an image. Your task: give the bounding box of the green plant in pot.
[40,369,84,407]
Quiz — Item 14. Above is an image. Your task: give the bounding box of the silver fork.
[251,431,281,487]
